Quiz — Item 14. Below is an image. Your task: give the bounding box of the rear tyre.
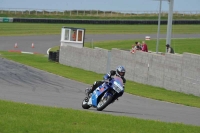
[96,95,113,111]
[82,97,91,109]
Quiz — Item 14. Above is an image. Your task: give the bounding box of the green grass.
[50,38,200,55]
[85,38,200,54]
[0,51,200,108]
[50,46,60,52]
[0,23,200,36]
[1,100,200,133]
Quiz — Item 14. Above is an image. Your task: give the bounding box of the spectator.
[72,30,76,41]
[135,42,141,51]
[166,44,174,54]
[142,41,148,52]
[130,42,138,53]
[138,42,142,50]
[130,44,136,53]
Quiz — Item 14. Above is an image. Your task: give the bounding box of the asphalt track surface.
[0,33,200,54]
[0,34,200,126]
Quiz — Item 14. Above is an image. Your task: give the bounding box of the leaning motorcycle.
[81,76,124,111]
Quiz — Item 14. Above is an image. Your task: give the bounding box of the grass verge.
[0,51,200,108]
[86,38,200,54]
[0,23,200,36]
[51,38,200,55]
[1,100,200,133]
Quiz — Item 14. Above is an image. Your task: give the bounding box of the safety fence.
[1,18,199,24]
[0,17,13,22]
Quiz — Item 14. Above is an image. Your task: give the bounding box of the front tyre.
[96,95,113,111]
[82,97,91,109]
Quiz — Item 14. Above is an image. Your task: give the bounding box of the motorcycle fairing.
[91,83,108,107]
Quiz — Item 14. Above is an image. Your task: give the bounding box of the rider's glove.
[104,79,110,83]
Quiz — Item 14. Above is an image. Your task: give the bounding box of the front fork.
[103,90,118,103]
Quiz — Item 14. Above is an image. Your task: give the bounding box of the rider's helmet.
[116,66,126,77]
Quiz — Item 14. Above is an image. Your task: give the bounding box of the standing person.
[166,44,174,54]
[72,30,76,41]
[142,41,148,52]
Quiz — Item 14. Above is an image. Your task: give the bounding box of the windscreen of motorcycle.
[112,76,124,93]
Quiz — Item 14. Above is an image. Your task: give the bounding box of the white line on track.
[21,51,34,54]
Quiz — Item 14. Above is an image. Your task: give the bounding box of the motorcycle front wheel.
[96,94,113,111]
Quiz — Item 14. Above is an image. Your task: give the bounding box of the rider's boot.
[85,81,102,97]
[85,84,96,97]
[85,88,91,97]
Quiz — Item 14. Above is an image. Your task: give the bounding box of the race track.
[0,34,200,126]
[0,33,199,54]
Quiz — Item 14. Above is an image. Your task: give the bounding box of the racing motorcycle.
[81,76,124,111]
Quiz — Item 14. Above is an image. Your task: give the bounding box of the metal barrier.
[0,17,13,22]
[13,18,200,24]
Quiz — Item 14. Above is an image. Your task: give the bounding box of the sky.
[0,0,199,13]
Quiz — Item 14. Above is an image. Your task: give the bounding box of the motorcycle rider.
[85,66,126,97]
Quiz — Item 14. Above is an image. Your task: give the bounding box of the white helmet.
[116,66,126,77]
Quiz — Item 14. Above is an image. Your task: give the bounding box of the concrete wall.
[59,46,108,73]
[180,53,200,95]
[59,46,200,96]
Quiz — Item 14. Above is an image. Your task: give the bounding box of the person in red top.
[72,30,76,41]
[142,41,148,52]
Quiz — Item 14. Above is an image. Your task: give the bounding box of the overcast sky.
[0,0,199,12]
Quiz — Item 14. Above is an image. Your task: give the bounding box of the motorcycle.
[81,76,124,111]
